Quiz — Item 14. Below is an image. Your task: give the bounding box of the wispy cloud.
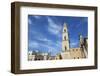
[70,41,79,48]
[56,41,61,47]
[29,31,61,55]
[28,18,32,25]
[29,39,59,55]
[28,17,62,55]
[34,16,41,19]
[29,41,39,49]
[40,43,60,56]
[29,30,52,43]
[47,17,62,35]
[38,37,52,43]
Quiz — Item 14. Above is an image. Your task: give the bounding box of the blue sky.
[28,15,88,56]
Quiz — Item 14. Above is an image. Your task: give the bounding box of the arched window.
[64,29,66,32]
[65,46,67,51]
[64,36,66,40]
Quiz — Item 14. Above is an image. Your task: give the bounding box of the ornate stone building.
[56,23,88,59]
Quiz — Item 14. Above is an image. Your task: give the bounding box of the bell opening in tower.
[64,36,66,40]
[64,29,66,32]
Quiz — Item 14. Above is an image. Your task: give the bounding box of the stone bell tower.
[62,23,69,52]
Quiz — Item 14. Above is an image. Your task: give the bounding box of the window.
[64,29,66,32]
[64,36,66,40]
[65,46,67,51]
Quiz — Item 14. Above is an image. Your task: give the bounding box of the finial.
[64,22,67,27]
[63,22,68,28]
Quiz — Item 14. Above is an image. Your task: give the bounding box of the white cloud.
[29,37,61,56]
[28,18,32,25]
[38,37,52,42]
[29,30,55,47]
[71,42,77,46]
[56,41,61,47]
[41,44,57,54]
[47,17,62,35]
[34,16,41,19]
[31,31,62,53]
[30,30,53,44]
[29,41,39,48]
[70,42,78,47]
[30,30,37,35]
[48,47,56,53]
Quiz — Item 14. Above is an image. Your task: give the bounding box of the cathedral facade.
[56,23,88,59]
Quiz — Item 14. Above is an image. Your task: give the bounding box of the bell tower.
[62,23,69,52]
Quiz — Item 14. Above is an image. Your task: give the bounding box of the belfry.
[62,23,69,52]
